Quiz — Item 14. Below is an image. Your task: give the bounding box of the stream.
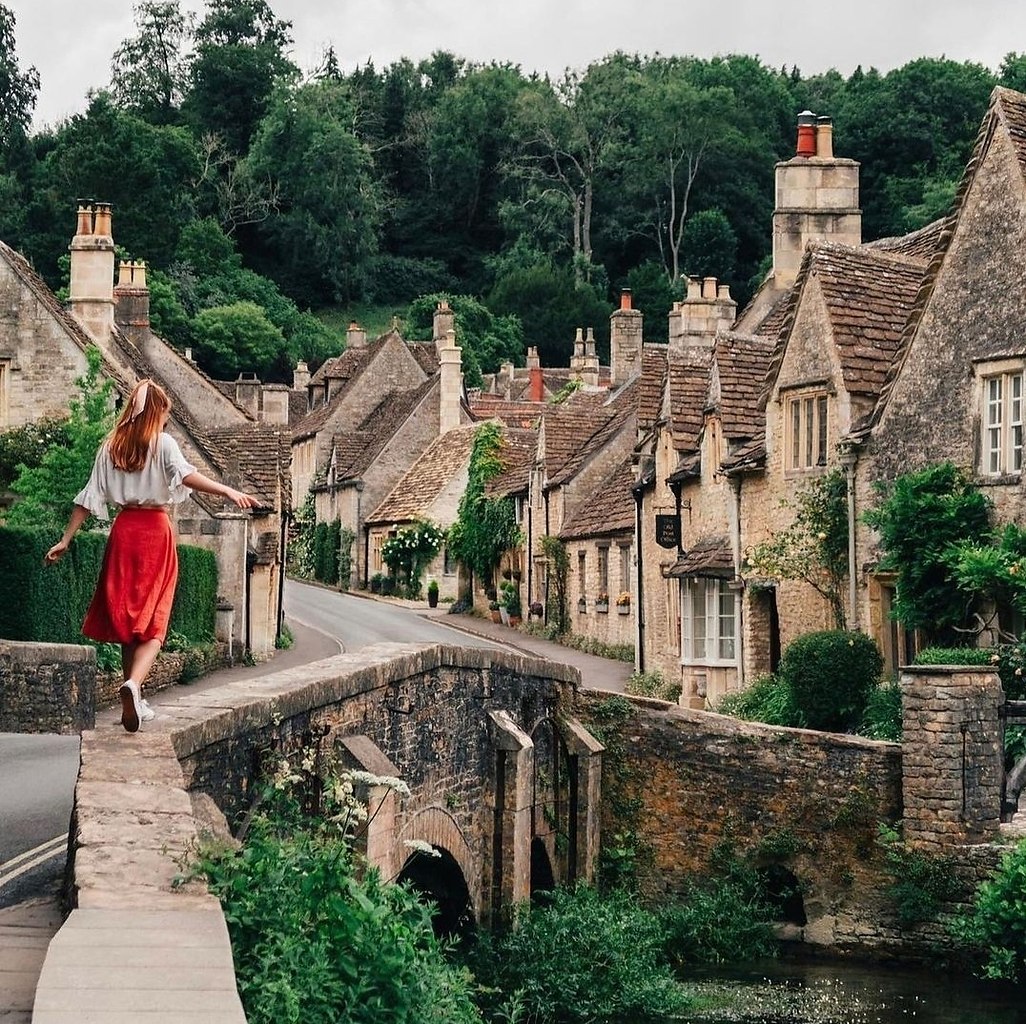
[680,958,1025,1023]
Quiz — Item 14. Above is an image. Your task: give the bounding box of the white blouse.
[74,432,197,521]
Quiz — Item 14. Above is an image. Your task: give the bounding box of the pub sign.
[655,514,680,549]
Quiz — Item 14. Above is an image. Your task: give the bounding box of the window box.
[596,594,609,614]
[618,604,630,615]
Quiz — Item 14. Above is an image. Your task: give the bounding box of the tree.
[0,4,38,145]
[190,300,285,380]
[747,469,850,629]
[679,208,738,282]
[7,348,114,530]
[183,0,298,154]
[245,79,383,303]
[110,1,193,123]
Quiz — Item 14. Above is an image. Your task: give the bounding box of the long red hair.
[108,379,171,472]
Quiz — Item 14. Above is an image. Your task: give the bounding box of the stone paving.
[0,894,61,1024]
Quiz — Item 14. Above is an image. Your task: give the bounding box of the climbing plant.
[380,519,445,599]
[337,525,356,590]
[541,534,571,635]
[863,462,991,644]
[287,493,317,578]
[746,468,849,629]
[447,421,523,596]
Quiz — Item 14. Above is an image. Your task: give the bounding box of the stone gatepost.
[901,666,1003,851]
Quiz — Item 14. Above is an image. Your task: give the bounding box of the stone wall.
[0,639,95,733]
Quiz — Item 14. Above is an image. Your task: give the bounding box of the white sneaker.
[139,698,156,723]
[119,680,142,733]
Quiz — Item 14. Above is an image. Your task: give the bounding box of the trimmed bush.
[778,630,883,732]
[914,646,994,667]
[0,526,216,646]
[717,673,800,727]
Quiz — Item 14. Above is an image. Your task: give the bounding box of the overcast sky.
[11,0,1026,130]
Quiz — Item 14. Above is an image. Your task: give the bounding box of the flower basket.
[618,603,630,615]
[596,600,609,614]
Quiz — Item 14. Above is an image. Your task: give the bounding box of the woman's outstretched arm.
[182,471,262,510]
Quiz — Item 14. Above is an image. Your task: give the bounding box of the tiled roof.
[715,334,773,440]
[560,457,635,540]
[865,218,946,260]
[330,378,437,481]
[539,393,613,482]
[366,424,478,525]
[753,292,793,340]
[996,86,1026,182]
[664,536,733,578]
[469,395,545,429]
[205,423,291,508]
[666,452,701,483]
[638,344,668,433]
[813,243,927,398]
[289,389,309,425]
[668,352,711,452]
[484,427,538,499]
[410,341,440,375]
[548,379,640,487]
[720,437,766,475]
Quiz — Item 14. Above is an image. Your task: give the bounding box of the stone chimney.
[433,300,455,348]
[293,360,310,392]
[668,276,736,356]
[582,327,600,387]
[772,110,861,287]
[439,328,463,435]
[497,360,515,397]
[526,347,544,402]
[68,201,116,344]
[610,289,643,385]
[346,322,367,349]
[235,372,261,417]
[570,327,585,374]
[113,260,150,342]
[260,384,290,425]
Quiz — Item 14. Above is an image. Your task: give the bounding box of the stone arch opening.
[530,836,555,900]
[397,846,475,939]
[760,864,807,926]
[530,717,576,884]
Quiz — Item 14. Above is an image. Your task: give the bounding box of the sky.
[11,0,1026,130]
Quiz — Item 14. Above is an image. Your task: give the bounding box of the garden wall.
[0,639,95,733]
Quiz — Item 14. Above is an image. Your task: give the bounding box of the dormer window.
[983,370,1023,476]
[785,391,828,471]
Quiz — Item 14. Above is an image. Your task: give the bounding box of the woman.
[44,379,260,732]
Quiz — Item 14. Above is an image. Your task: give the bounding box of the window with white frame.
[681,578,736,663]
[785,391,829,471]
[983,370,1024,476]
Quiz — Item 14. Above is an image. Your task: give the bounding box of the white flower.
[403,839,441,858]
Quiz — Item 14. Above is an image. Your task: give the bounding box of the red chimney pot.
[620,289,632,311]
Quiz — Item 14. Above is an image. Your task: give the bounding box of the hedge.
[0,526,217,646]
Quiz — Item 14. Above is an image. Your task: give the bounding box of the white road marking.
[0,834,67,888]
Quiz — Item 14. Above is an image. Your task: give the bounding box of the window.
[785,391,828,470]
[618,544,631,593]
[983,370,1024,476]
[597,545,609,597]
[0,361,8,426]
[371,534,384,572]
[578,551,587,602]
[682,578,736,663]
[443,545,455,576]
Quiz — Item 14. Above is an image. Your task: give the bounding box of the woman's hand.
[227,488,262,510]
[44,539,70,565]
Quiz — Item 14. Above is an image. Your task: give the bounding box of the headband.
[129,380,150,421]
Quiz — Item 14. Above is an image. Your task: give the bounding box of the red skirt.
[82,507,179,645]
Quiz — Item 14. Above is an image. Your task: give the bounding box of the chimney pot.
[816,115,834,159]
[116,261,131,287]
[702,277,717,299]
[75,203,94,237]
[528,364,544,402]
[619,289,632,311]
[686,276,702,300]
[796,110,817,157]
[185,347,193,361]
[526,346,540,369]
[717,283,732,301]
[92,202,113,238]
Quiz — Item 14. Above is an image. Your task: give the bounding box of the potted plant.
[616,591,631,614]
[595,591,610,613]
[370,573,384,594]
[529,601,544,621]
[427,579,439,608]
[488,600,502,623]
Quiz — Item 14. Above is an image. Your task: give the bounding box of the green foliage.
[0,418,70,490]
[0,525,215,651]
[286,493,316,578]
[311,520,340,586]
[955,840,1026,982]
[679,207,738,282]
[540,535,570,636]
[625,669,682,703]
[168,544,218,643]
[448,422,523,591]
[913,646,995,667]
[0,5,39,145]
[778,630,883,733]
[470,886,693,1023]
[6,347,114,530]
[380,520,445,599]
[914,642,1026,700]
[747,469,849,629]
[192,757,480,1024]
[947,522,1026,625]
[878,823,961,927]
[337,526,355,590]
[864,462,991,644]
[858,682,903,741]
[716,674,800,727]
[622,261,681,343]
[497,579,521,618]
[190,301,285,381]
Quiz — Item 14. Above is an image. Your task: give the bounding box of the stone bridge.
[32,643,602,1022]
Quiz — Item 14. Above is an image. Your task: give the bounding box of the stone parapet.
[900,665,1004,851]
[0,639,95,734]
